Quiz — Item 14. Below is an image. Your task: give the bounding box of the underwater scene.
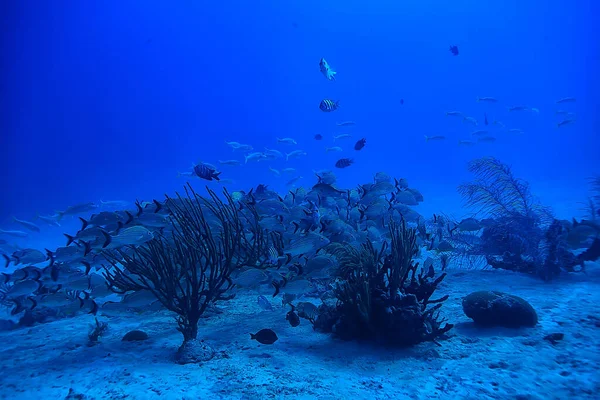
[1,1,599,399]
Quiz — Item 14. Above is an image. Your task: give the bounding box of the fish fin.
[81,241,92,257]
[115,221,124,235]
[100,230,112,248]
[135,201,143,217]
[79,217,89,231]
[64,233,76,247]
[28,297,38,310]
[292,222,300,234]
[153,200,162,213]
[271,280,281,297]
[45,249,55,266]
[2,273,10,283]
[82,261,91,275]
[213,172,221,181]
[125,211,134,225]
[2,254,10,269]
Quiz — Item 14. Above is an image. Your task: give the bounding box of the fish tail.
[82,261,91,275]
[79,217,89,230]
[244,155,249,164]
[250,333,256,340]
[101,230,112,248]
[2,254,10,268]
[64,233,76,247]
[82,240,93,256]
[285,153,289,161]
[424,135,429,142]
[45,249,55,266]
[135,201,143,217]
[476,97,480,102]
[115,221,124,235]
[125,211,134,225]
[87,300,99,315]
[213,172,221,181]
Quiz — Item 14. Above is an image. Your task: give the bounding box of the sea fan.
[457,157,552,223]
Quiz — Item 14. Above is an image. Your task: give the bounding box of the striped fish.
[193,163,221,181]
[319,99,340,112]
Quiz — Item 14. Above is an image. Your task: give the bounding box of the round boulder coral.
[462,291,538,328]
[122,330,149,342]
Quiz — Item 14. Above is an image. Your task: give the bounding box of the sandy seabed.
[0,264,598,400]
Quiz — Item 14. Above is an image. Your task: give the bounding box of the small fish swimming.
[268,166,280,177]
[319,58,336,81]
[508,105,529,112]
[326,146,343,153]
[244,152,267,163]
[99,200,131,208]
[319,99,340,112]
[101,226,154,249]
[0,229,28,238]
[12,217,40,233]
[335,158,354,169]
[471,130,489,136]
[477,136,496,143]
[193,163,221,181]
[463,116,478,125]
[277,137,297,145]
[556,97,576,104]
[225,141,253,151]
[218,160,241,166]
[336,121,356,126]
[424,135,445,142]
[333,133,352,141]
[354,138,366,150]
[458,140,477,146]
[263,148,284,159]
[446,111,463,117]
[557,119,575,128]
[476,97,498,103]
[56,203,98,220]
[314,134,323,140]
[286,150,307,161]
[250,329,278,345]
[37,214,61,227]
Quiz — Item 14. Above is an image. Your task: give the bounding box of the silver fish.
[0,229,28,238]
[12,217,41,232]
[56,202,98,220]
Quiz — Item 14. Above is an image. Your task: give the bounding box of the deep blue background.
[1,1,598,245]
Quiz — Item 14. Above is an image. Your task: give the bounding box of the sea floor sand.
[0,264,598,400]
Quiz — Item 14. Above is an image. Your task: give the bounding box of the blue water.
[2,1,598,247]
